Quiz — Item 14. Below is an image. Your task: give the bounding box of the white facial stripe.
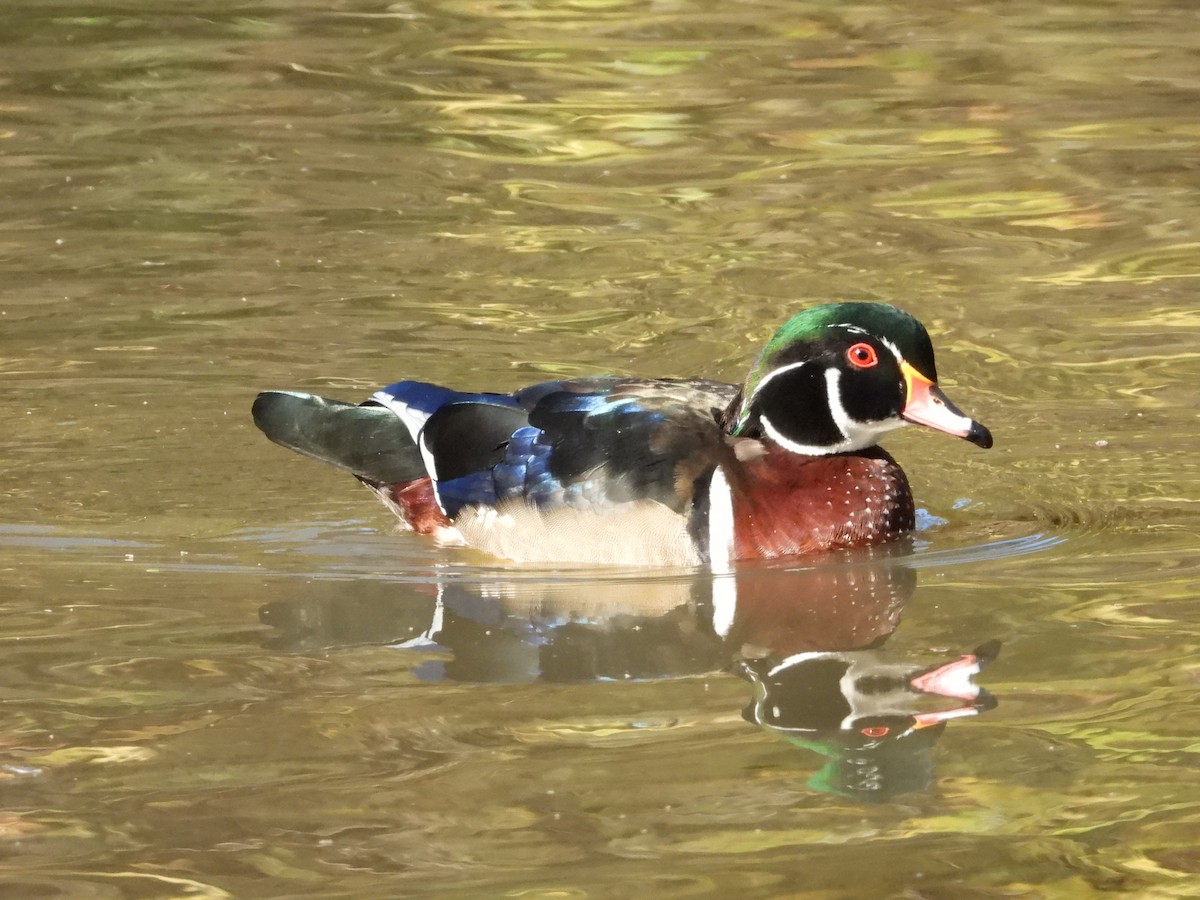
[878,336,903,365]
[824,368,906,452]
[759,412,851,456]
[746,338,910,455]
[756,369,905,456]
[825,367,852,438]
[745,359,808,406]
[738,359,812,433]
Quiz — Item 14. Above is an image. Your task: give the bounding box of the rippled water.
[3,1,1200,896]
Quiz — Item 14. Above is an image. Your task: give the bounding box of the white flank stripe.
[370,390,432,446]
[416,432,446,512]
[371,389,447,513]
[707,466,738,636]
[707,466,735,572]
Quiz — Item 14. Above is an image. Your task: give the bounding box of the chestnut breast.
[727,446,915,560]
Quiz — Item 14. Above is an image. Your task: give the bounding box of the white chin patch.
[824,368,905,450]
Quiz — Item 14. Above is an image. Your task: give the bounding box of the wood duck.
[252,302,992,567]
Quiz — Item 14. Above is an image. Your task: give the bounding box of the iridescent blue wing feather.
[332,376,736,518]
[473,377,736,514]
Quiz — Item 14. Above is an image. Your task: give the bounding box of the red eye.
[860,726,889,738]
[846,342,879,369]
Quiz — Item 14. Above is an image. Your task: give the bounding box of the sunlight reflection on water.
[2,0,1200,895]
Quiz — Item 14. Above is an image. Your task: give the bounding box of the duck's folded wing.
[506,377,739,513]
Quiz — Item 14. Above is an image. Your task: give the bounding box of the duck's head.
[729,302,993,455]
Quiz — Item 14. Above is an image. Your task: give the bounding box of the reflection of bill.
[259,548,998,799]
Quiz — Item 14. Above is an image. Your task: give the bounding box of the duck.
[252,302,992,568]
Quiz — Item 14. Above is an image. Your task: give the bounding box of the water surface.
[2,1,1200,896]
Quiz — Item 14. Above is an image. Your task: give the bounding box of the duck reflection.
[260,546,998,800]
[739,640,998,801]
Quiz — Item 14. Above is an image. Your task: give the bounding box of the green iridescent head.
[740,303,936,403]
[729,302,991,455]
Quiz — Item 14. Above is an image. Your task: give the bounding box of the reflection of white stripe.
[768,650,827,678]
[707,466,738,636]
[839,666,861,730]
[711,575,737,638]
[427,582,445,640]
[388,583,445,649]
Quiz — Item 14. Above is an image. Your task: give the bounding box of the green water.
[2,1,1199,896]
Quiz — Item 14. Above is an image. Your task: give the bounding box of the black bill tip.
[966,420,993,450]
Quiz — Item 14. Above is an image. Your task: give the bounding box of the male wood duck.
[252,302,992,567]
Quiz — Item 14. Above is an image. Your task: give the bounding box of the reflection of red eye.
[846,343,879,369]
[861,726,889,738]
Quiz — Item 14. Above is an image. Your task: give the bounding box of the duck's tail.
[251,391,427,484]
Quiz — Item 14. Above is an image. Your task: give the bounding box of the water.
[2,0,1199,896]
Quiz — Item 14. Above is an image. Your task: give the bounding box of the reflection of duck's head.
[738,641,1000,801]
